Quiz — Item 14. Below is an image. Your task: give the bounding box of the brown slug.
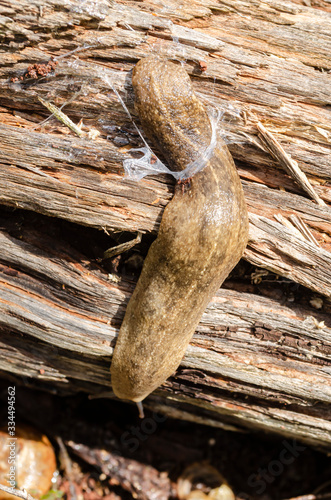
[111,57,248,403]
[0,425,56,499]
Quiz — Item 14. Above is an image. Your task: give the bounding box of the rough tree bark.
[0,0,330,448]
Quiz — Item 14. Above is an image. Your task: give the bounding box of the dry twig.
[0,483,38,500]
[257,122,326,206]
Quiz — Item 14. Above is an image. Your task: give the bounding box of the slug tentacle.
[111,57,249,403]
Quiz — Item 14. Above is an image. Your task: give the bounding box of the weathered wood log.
[0,0,331,447]
[0,124,330,295]
[0,210,330,449]
[1,0,331,294]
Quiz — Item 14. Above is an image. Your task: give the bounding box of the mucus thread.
[105,74,220,182]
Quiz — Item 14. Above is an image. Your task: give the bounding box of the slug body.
[0,425,56,500]
[111,58,249,402]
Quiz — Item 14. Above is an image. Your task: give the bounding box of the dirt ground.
[0,378,330,500]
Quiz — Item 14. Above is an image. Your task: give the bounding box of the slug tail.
[136,401,145,419]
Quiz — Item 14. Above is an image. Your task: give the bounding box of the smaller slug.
[0,425,56,499]
[111,57,248,403]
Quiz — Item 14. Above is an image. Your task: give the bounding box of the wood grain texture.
[0,0,331,445]
[0,0,330,294]
[0,124,330,295]
[0,212,330,448]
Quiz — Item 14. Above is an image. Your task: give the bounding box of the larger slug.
[111,57,248,403]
